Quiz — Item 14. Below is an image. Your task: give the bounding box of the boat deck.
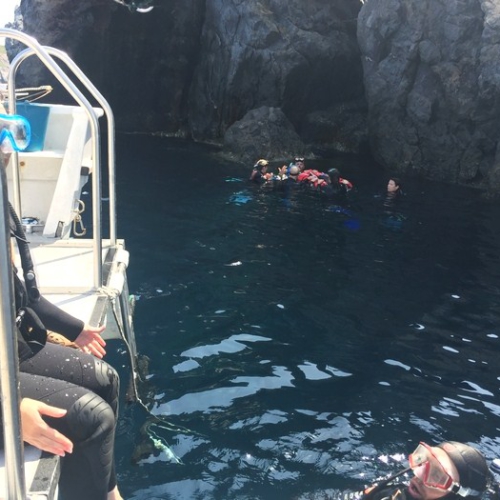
[0,446,59,499]
[13,235,128,340]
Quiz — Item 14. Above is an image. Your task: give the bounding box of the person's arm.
[30,296,107,358]
[30,295,83,340]
[20,398,73,457]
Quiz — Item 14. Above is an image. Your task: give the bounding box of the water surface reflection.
[113,137,500,499]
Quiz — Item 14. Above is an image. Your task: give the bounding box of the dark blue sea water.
[109,135,500,500]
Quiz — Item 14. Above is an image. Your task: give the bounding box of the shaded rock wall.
[10,0,500,192]
[222,106,306,164]
[357,0,500,192]
[188,0,363,143]
[15,0,364,153]
[17,0,205,134]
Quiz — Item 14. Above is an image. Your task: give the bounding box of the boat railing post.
[0,155,27,499]
[8,46,118,246]
[1,28,103,288]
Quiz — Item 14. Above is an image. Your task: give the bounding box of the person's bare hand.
[74,324,106,358]
[20,399,73,457]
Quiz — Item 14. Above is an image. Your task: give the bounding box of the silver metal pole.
[2,27,103,288]
[9,46,118,245]
[0,158,26,499]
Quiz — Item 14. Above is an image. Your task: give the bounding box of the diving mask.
[409,442,456,492]
[0,113,31,153]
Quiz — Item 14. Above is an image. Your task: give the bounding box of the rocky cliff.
[12,0,364,162]
[357,0,500,193]
[6,0,500,193]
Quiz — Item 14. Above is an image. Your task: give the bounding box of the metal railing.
[0,153,26,499]
[0,27,119,289]
[9,45,118,246]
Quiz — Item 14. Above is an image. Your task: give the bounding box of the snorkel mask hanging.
[0,114,31,153]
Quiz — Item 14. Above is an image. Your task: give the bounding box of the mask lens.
[0,114,31,153]
[409,443,454,491]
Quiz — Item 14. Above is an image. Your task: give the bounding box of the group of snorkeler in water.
[250,157,354,196]
[249,156,403,204]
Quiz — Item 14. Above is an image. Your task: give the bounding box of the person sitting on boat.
[10,212,124,500]
[0,120,124,499]
[249,158,272,183]
[347,441,491,500]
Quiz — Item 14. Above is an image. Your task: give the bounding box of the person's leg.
[19,343,120,494]
[19,372,116,500]
[19,342,120,414]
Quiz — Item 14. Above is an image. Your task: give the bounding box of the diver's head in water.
[327,168,345,194]
[407,442,490,500]
[253,158,269,173]
[328,168,340,183]
[294,157,305,172]
[387,177,402,194]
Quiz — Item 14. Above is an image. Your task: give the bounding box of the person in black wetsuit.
[384,177,403,211]
[281,163,302,205]
[347,441,491,500]
[13,272,123,500]
[380,177,405,229]
[327,168,354,196]
[249,158,271,183]
[0,114,123,500]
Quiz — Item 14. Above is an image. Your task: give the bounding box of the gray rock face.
[357,0,500,193]
[16,0,206,135]
[302,98,369,155]
[10,0,500,192]
[222,106,305,164]
[12,0,363,158]
[189,0,364,144]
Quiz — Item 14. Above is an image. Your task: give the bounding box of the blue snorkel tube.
[0,113,39,301]
[0,114,31,153]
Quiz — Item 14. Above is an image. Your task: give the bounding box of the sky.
[1,0,19,28]
[0,0,19,47]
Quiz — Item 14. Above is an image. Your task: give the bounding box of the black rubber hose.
[8,202,40,302]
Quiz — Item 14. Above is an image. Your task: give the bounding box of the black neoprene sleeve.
[29,295,84,341]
